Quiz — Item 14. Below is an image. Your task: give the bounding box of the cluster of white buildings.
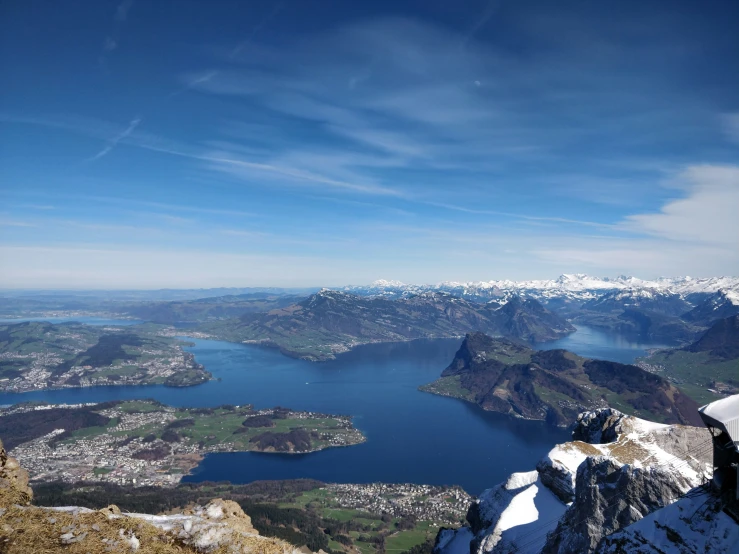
[0,350,60,391]
[326,483,471,524]
[9,407,200,487]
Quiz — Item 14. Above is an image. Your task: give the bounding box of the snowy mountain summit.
[345,275,739,303]
[434,408,728,554]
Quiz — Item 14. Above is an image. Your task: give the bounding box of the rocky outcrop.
[130,498,268,550]
[0,438,32,506]
[0,439,299,554]
[435,409,712,554]
[595,492,739,553]
[541,458,697,554]
[1,497,299,554]
[571,409,628,444]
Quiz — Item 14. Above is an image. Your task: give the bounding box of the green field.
[386,527,438,552]
[61,400,365,454]
[419,375,474,401]
[639,349,739,405]
[280,489,445,554]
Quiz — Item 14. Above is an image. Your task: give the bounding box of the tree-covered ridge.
[0,321,210,391]
[420,332,702,427]
[200,290,574,361]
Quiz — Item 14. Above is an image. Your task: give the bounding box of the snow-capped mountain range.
[343,274,739,304]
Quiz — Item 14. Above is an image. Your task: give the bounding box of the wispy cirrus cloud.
[0,218,36,228]
[169,71,219,98]
[19,204,56,210]
[722,112,739,145]
[99,0,134,67]
[182,14,728,213]
[87,116,142,162]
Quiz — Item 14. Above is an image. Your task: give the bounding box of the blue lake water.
[0,316,143,326]
[0,327,668,493]
[532,325,671,363]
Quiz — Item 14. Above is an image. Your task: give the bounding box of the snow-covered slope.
[581,288,692,316]
[344,275,739,304]
[435,409,713,554]
[682,289,739,326]
[595,492,739,554]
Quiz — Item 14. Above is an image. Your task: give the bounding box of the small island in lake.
[2,400,366,486]
[0,321,211,392]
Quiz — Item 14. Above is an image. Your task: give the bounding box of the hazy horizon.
[0,273,737,293]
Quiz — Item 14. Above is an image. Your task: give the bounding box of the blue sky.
[1,0,738,288]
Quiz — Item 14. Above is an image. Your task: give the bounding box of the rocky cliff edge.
[0,437,300,554]
[435,408,718,554]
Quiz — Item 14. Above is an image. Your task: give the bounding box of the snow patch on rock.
[595,490,739,554]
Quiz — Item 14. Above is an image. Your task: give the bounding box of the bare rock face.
[536,441,602,503]
[0,438,32,506]
[541,456,696,554]
[571,409,628,444]
[594,491,739,554]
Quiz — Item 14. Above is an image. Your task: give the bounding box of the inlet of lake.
[0,323,670,494]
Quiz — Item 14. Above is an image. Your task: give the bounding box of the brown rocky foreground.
[0,438,300,554]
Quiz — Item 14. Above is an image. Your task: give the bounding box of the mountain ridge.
[343,274,739,303]
[199,290,575,361]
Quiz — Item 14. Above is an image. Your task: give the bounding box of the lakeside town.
[325,483,472,525]
[0,321,210,392]
[4,402,366,487]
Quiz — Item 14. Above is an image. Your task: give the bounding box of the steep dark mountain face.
[572,308,701,344]
[239,291,505,340]
[681,290,739,327]
[581,289,691,316]
[201,290,575,360]
[494,296,575,342]
[687,315,739,360]
[616,308,699,341]
[426,332,702,426]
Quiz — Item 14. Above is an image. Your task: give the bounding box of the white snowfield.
[345,274,739,301]
[469,471,567,554]
[723,289,739,306]
[438,411,716,554]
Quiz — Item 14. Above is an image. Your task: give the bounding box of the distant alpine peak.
[369,279,407,288]
[314,288,353,299]
[343,274,739,302]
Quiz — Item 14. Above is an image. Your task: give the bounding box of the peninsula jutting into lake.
[2,400,365,487]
